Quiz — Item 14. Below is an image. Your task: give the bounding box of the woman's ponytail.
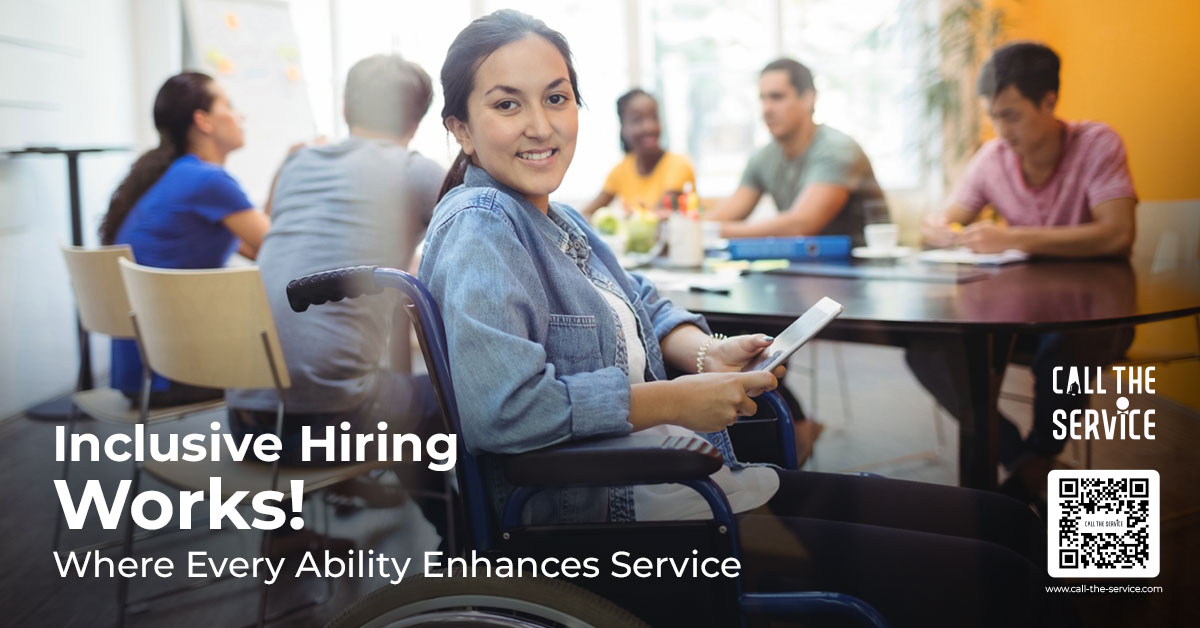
[98,71,215,244]
[437,149,472,202]
[99,138,180,244]
[436,10,583,203]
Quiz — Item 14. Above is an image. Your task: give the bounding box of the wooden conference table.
[654,255,1200,489]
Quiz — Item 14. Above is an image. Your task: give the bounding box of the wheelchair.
[287,266,888,628]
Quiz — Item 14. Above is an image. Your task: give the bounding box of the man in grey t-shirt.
[227,55,445,455]
[707,58,886,247]
[708,59,887,463]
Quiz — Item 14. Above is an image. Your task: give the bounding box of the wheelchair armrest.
[760,389,797,470]
[503,433,723,487]
[727,389,798,470]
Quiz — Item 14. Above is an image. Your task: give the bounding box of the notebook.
[916,247,1029,266]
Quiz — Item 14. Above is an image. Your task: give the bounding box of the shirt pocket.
[545,314,603,375]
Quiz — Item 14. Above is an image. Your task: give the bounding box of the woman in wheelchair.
[417,10,1071,627]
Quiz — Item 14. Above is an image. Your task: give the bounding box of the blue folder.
[726,236,852,260]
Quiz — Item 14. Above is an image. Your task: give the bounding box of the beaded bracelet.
[696,333,727,373]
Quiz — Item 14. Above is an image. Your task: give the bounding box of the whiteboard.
[183,0,314,204]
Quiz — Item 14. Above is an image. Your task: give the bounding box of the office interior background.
[1,0,1197,423]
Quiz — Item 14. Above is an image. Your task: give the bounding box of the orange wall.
[991,0,1200,201]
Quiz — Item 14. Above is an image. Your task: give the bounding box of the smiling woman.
[436,10,583,206]
[422,7,785,522]
[417,10,1068,627]
[443,36,579,211]
[581,89,697,217]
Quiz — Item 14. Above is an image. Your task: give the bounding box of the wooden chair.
[55,245,224,551]
[1124,200,1200,370]
[116,259,385,627]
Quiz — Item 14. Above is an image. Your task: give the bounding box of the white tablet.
[741,297,844,372]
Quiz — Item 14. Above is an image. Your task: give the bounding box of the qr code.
[1048,470,1159,578]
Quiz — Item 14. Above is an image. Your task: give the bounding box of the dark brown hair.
[437,9,583,201]
[978,42,1061,105]
[100,72,215,244]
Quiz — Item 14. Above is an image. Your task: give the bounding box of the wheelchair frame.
[288,265,888,628]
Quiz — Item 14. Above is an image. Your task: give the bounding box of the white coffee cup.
[668,213,704,268]
[864,223,899,251]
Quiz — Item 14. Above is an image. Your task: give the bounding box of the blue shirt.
[111,154,253,393]
[419,165,739,525]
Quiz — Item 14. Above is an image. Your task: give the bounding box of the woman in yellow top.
[582,88,696,217]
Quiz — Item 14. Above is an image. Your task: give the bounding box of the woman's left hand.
[704,334,787,382]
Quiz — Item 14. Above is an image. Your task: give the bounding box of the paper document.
[636,269,738,293]
[917,247,1029,266]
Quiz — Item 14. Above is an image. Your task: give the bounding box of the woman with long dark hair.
[580,88,695,217]
[419,10,1069,628]
[102,71,269,406]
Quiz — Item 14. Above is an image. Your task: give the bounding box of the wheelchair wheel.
[325,575,650,628]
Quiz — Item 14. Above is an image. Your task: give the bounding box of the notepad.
[636,268,738,294]
[916,247,1029,266]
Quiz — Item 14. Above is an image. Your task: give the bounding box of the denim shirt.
[419,165,740,525]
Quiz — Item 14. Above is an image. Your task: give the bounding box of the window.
[643,0,780,198]
[294,0,471,164]
[481,1,632,206]
[643,0,934,203]
[779,0,933,192]
[291,0,937,207]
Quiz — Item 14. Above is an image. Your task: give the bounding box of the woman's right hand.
[666,370,778,433]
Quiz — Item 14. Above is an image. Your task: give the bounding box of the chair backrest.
[61,244,136,338]
[118,258,290,391]
[1133,200,1200,264]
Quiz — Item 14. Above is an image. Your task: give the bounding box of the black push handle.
[286,265,381,312]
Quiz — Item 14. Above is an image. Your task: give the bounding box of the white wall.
[0,0,178,419]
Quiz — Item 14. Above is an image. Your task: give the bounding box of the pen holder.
[667,213,703,268]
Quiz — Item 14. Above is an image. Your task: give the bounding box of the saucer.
[852,246,914,259]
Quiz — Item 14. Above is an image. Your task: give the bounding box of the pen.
[689,285,731,295]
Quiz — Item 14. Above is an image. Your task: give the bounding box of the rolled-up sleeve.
[420,200,632,455]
